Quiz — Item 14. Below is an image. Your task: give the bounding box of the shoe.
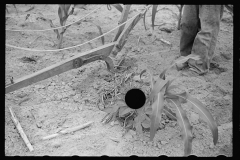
[188,59,208,75]
[175,62,188,71]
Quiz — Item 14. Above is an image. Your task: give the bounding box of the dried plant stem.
[42,121,94,140]
[137,36,141,46]
[124,111,134,128]
[8,106,34,152]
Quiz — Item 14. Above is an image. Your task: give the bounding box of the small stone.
[35,85,41,89]
[159,123,164,129]
[93,83,100,90]
[220,53,231,60]
[73,95,80,101]
[62,82,66,85]
[40,85,45,89]
[188,88,194,93]
[147,32,152,36]
[161,120,166,125]
[51,141,61,148]
[133,75,141,82]
[51,82,56,86]
[62,98,68,101]
[98,104,105,110]
[56,94,63,100]
[35,85,45,89]
[78,105,83,111]
[16,93,28,98]
[109,137,120,143]
[154,142,158,147]
[114,121,119,125]
[124,133,133,140]
[48,86,54,91]
[223,95,231,101]
[110,121,115,126]
[161,141,168,145]
[157,143,161,148]
[170,121,177,127]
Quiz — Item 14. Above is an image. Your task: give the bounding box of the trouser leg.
[180,5,200,56]
[191,5,224,71]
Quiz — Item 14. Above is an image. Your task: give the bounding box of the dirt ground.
[5,5,233,156]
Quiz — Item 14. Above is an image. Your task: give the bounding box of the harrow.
[5,5,151,94]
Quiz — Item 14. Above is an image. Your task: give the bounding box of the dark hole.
[124,88,146,109]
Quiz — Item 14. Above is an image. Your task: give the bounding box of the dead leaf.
[119,107,134,117]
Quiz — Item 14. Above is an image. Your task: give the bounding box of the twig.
[18,97,30,106]
[102,94,105,106]
[137,36,141,46]
[109,137,120,143]
[159,38,171,45]
[8,106,34,152]
[42,121,94,140]
[124,72,133,83]
[124,111,134,128]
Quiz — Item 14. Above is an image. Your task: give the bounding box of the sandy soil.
[5,4,233,156]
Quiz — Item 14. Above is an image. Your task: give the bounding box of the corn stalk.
[145,55,218,156]
[57,4,75,49]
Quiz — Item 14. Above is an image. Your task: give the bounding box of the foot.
[175,61,188,71]
[175,58,209,75]
[188,59,208,75]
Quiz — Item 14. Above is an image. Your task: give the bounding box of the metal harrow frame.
[5,5,150,94]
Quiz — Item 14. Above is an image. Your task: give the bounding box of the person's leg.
[189,5,224,73]
[180,5,200,56]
